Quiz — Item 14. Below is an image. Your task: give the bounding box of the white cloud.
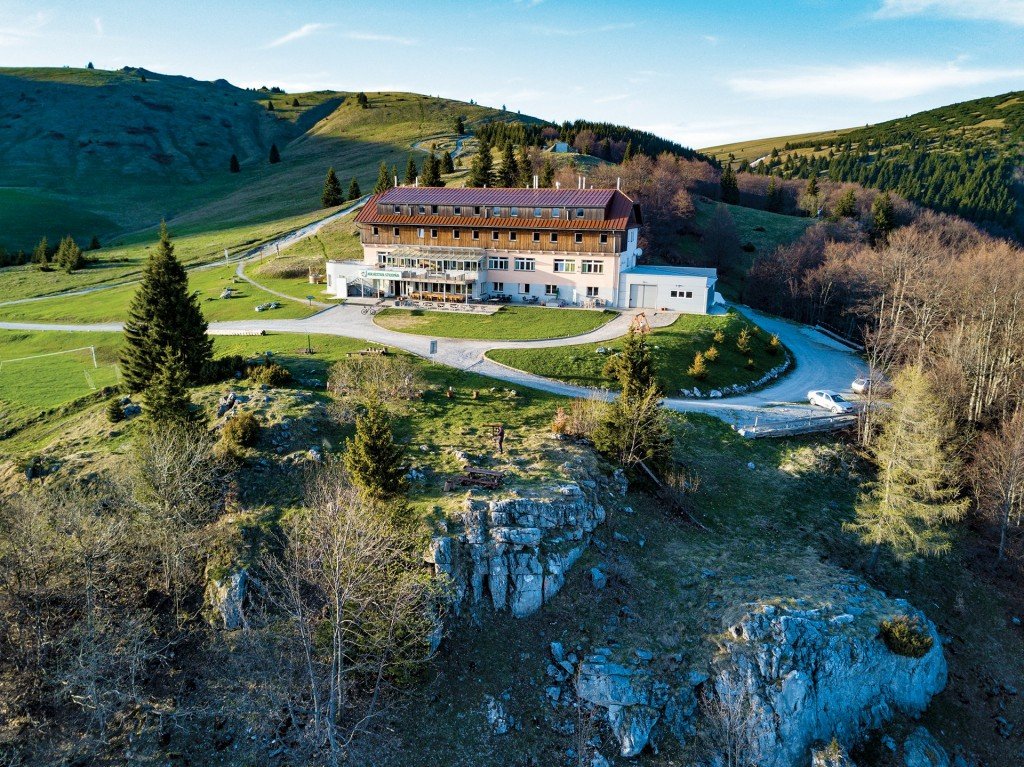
[0,10,51,47]
[343,31,417,45]
[876,0,1024,25]
[703,34,719,45]
[266,23,331,49]
[728,61,1024,101]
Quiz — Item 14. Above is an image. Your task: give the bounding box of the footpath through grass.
[488,310,786,394]
[0,263,318,324]
[374,306,617,341]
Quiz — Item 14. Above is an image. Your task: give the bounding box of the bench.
[443,465,505,492]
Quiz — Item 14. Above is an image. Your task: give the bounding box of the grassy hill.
[702,91,1024,235]
[0,66,544,252]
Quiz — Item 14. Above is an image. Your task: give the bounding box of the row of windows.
[396,204,590,220]
[669,290,694,299]
[490,282,601,297]
[372,225,610,245]
[552,259,604,274]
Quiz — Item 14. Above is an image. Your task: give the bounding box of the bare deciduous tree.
[698,675,764,767]
[971,408,1024,561]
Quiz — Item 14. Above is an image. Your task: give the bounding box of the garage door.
[628,283,658,308]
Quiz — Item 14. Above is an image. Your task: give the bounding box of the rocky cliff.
[572,579,947,763]
[425,458,624,620]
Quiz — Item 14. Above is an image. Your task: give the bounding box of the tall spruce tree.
[229,154,240,173]
[622,140,634,163]
[766,177,783,213]
[602,327,658,399]
[516,145,532,187]
[269,143,281,164]
[844,366,968,570]
[54,235,84,273]
[871,191,895,240]
[404,155,418,185]
[467,140,494,187]
[347,177,361,201]
[373,161,391,194]
[32,236,49,265]
[421,153,443,187]
[143,347,199,426]
[343,403,407,500]
[540,157,556,188]
[120,223,212,392]
[497,143,519,187]
[321,167,343,207]
[441,150,455,174]
[834,188,858,218]
[720,163,739,204]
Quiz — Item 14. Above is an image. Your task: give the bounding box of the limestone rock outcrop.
[425,458,617,619]
[204,570,247,630]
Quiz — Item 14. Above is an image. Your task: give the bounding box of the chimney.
[533,174,538,189]
[583,176,587,189]
[555,181,561,189]
[415,176,419,187]
[393,175,398,188]
[616,177,621,191]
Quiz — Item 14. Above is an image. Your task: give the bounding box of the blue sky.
[2,0,1023,147]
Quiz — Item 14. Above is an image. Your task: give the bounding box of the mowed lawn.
[0,263,318,324]
[374,306,618,340]
[487,311,786,394]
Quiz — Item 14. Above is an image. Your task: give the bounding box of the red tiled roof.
[356,188,638,231]
[375,186,622,208]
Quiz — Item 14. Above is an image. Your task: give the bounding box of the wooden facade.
[361,225,624,255]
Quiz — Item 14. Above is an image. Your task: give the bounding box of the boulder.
[205,570,247,630]
[902,727,950,767]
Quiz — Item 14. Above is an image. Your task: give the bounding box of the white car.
[851,375,892,396]
[807,389,857,414]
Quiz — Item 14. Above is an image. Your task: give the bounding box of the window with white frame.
[670,290,694,299]
[393,227,400,236]
[430,228,438,239]
[533,207,543,217]
[532,231,540,242]
[491,206,500,217]
[372,226,379,236]
[418,205,426,214]
[586,286,599,297]
[553,259,575,273]
[574,232,583,244]
[551,208,561,218]
[492,230,500,241]
[575,207,585,218]
[520,283,531,293]
[431,205,438,214]
[550,232,558,243]
[454,206,462,215]
[600,233,609,244]
[472,229,480,240]
[393,205,401,213]
[509,231,517,241]
[545,284,558,296]
[510,207,519,216]
[452,229,460,239]
[488,257,509,270]
[581,260,603,274]
[514,258,536,271]
[474,206,482,215]
[492,282,504,292]
[417,228,424,238]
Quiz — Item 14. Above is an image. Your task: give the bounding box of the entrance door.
[628,283,658,308]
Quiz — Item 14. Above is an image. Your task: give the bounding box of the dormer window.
[431,205,438,214]
[418,205,426,214]
[492,206,502,217]
[454,206,462,215]
[474,206,482,215]
[533,207,543,217]
[575,208,585,218]
[393,205,401,213]
[551,208,561,218]
[510,207,519,217]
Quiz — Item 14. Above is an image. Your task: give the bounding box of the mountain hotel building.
[325,186,717,313]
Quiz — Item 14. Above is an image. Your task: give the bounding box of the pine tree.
[269,143,281,164]
[602,327,657,398]
[467,140,494,187]
[766,177,783,212]
[687,352,708,380]
[540,157,555,188]
[229,154,240,173]
[89,235,101,250]
[404,154,418,185]
[32,236,48,265]
[497,142,519,187]
[453,115,465,134]
[871,191,895,240]
[291,97,300,107]
[347,177,361,201]
[143,347,199,426]
[844,366,968,570]
[266,100,275,112]
[834,188,858,218]
[120,223,212,392]
[373,161,391,194]
[321,167,343,207]
[422,153,443,187]
[720,163,739,204]
[622,140,634,163]
[356,91,369,108]
[54,235,84,273]
[806,175,819,197]
[105,396,124,423]
[516,144,532,187]
[343,403,407,500]
[441,150,455,174]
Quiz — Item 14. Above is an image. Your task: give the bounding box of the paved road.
[0,300,866,429]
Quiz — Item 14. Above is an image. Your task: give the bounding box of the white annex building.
[325,186,717,313]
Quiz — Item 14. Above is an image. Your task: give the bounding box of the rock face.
[574,583,946,764]
[902,726,950,767]
[718,599,947,767]
[205,570,247,630]
[812,741,857,767]
[425,461,617,619]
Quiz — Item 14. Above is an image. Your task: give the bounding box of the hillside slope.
[0,66,541,250]
[702,91,1024,235]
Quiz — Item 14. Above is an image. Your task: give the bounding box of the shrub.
[737,327,752,354]
[202,354,247,384]
[222,411,261,450]
[551,407,569,435]
[746,358,756,370]
[713,330,725,344]
[247,361,292,386]
[767,333,781,355]
[704,345,720,363]
[687,352,708,380]
[879,615,934,658]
